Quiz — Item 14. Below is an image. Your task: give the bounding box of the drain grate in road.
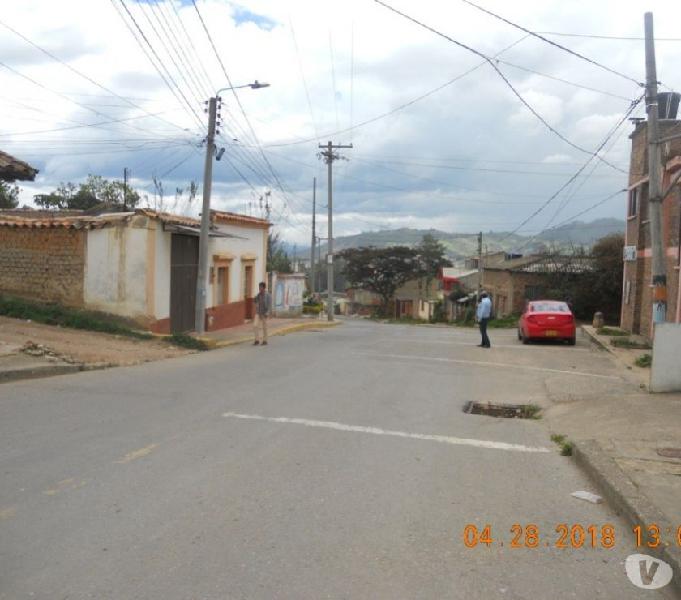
[657,447,681,460]
[463,401,541,419]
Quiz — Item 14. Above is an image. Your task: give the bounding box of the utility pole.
[195,96,217,335]
[123,167,129,211]
[310,177,316,294]
[477,231,483,296]
[318,141,352,321]
[317,236,322,292]
[644,12,666,325]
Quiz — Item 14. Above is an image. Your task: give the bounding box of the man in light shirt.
[253,281,272,346]
[476,291,492,348]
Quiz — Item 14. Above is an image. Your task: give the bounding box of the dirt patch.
[0,316,191,366]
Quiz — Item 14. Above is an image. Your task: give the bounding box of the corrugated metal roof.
[0,150,38,182]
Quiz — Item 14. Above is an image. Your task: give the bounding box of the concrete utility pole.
[195,96,217,335]
[477,231,483,295]
[310,177,316,294]
[644,12,667,325]
[318,141,353,321]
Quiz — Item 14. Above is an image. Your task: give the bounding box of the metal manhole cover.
[463,401,541,419]
[657,448,681,459]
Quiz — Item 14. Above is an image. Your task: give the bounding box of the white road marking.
[370,338,590,351]
[358,352,621,380]
[222,412,551,453]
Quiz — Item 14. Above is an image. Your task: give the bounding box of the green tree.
[577,233,624,323]
[416,234,453,298]
[340,245,420,316]
[267,231,292,273]
[0,181,20,209]
[34,175,140,210]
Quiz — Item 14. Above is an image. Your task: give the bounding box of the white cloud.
[3,0,680,244]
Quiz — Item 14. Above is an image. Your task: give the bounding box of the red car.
[518,300,576,345]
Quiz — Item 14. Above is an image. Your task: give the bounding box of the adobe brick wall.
[483,269,548,316]
[0,228,85,306]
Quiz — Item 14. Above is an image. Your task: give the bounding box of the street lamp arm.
[215,80,270,97]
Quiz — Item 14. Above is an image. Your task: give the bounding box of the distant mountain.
[297,219,624,259]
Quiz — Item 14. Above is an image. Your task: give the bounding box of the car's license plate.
[545,330,557,337]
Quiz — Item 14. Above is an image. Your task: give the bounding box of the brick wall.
[0,228,86,306]
[622,120,681,339]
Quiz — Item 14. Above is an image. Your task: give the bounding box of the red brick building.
[621,119,681,340]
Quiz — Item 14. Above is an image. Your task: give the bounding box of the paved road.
[0,320,675,599]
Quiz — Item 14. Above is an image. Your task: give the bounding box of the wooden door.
[170,234,198,333]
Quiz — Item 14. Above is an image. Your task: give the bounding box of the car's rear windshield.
[530,302,569,312]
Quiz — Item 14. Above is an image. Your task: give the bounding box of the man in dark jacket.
[253,281,272,345]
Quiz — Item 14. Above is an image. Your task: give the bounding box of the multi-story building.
[621,109,681,340]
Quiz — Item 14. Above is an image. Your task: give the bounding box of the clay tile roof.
[0,150,38,182]
[211,209,270,229]
[0,211,130,230]
[0,207,269,231]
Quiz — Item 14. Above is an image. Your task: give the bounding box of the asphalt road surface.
[0,319,676,599]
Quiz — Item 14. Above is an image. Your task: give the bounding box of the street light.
[195,81,270,335]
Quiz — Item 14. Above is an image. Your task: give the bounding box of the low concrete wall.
[650,323,681,392]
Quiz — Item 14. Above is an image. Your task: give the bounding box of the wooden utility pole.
[310,177,316,294]
[645,12,667,325]
[318,141,352,321]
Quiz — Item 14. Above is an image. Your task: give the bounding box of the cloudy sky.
[1,0,680,245]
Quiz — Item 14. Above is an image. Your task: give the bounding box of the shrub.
[0,295,151,340]
[303,304,323,315]
[635,353,652,368]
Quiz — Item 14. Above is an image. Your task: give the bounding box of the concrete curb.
[580,325,610,352]
[199,320,340,349]
[574,440,681,596]
[0,363,82,384]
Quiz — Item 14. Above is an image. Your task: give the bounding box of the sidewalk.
[196,315,339,348]
[545,326,681,591]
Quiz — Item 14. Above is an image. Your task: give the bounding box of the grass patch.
[610,337,652,350]
[523,404,542,419]
[550,434,574,456]
[635,353,652,368]
[597,326,628,336]
[168,333,209,351]
[0,295,152,340]
[488,314,520,329]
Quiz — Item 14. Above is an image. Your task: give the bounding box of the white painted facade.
[82,211,268,329]
[84,222,151,321]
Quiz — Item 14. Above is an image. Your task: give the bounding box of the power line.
[537,31,681,42]
[458,0,642,86]
[113,0,205,130]
[191,0,303,225]
[265,35,529,148]
[0,60,192,142]
[138,0,206,108]
[372,0,629,174]
[288,15,320,142]
[495,59,633,102]
[166,0,217,94]
[148,0,211,100]
[0,17,193,135]
[500,94,642,239]
[0,110,182,138]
